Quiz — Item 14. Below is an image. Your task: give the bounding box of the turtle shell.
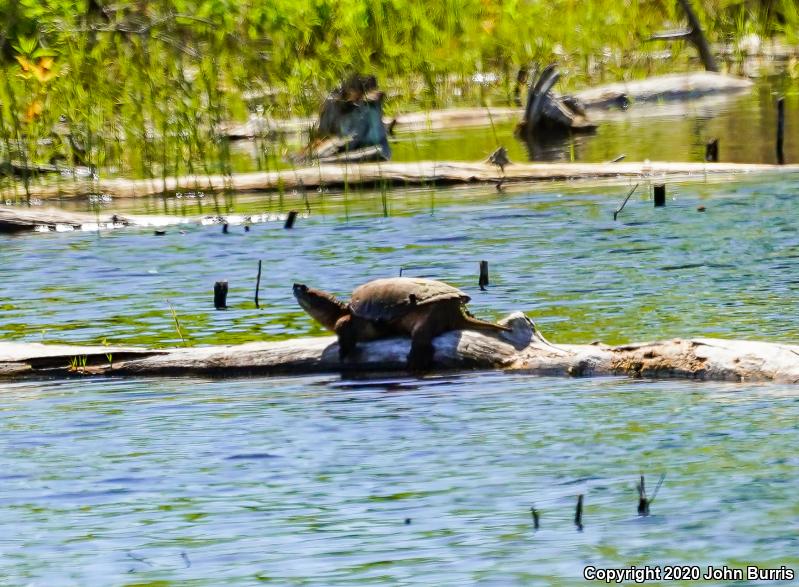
[349,277,469,322]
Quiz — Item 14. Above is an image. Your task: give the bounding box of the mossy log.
[11,160,799,201]
[3,313,799,383]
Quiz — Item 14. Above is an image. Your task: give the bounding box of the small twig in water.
[167,300,187,345]
[479,260,489,291]
[613,183,639,221]
[575,494,584,531]
[637,473,665,516]
[254,260,262,309]
[181,551,191,568]
[126,552,153,566]
[530,506,540,529]
[637,475,650,516]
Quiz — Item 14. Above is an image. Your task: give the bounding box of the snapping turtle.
[293,277,510,370]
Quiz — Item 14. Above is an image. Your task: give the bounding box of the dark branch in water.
[637,473,665,516]
[676,0,720,72]
[613,183,639,221]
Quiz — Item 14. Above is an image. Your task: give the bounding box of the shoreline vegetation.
[2,1,798,195]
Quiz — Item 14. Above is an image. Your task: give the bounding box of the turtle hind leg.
[408,336,435,372]
[407,317,438,372]
[334,315,358,361]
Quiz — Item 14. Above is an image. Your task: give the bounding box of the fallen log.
[3,313,799,383]
[0,205,300,233]
[574,72,752,108]
[8,160,799,200]
[1,160,95,179]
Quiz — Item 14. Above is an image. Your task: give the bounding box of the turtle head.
[293,283,348,331]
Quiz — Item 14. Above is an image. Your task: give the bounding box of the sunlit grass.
[0,0,797,188]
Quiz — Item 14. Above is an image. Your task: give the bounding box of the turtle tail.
[460,313,512,332]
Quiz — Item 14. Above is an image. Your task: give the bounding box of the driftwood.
[1,161,95,179]
[292,75,391,163]
[574,72,752,108]
[0,205,298,233]
[3,313,799,383]
[8,159,799,200]
[517,65,597,139]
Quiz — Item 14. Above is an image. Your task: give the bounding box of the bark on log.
[8,160,799,201]
[2,313,799,383]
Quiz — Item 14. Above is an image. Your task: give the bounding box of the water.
[3,175,799,347]
[2,375,799,585]
[4,88,799,583]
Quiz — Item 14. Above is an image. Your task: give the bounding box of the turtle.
[293,277,511,371]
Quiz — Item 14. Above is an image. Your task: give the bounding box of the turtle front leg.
[407,324,436,372]
[334,315,358,361]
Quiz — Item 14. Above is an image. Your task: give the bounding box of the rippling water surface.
[3,174,799,347]
[2,375,799,585]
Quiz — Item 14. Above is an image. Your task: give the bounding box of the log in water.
[2,313,799,383]
[11,160,799,201]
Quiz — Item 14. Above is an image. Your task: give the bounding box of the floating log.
[0,160,94,179]
[0,205,299,234]
[574,72,751,109]
[9,160,799,201]
[3,313,799,382]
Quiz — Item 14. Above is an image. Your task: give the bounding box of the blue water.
[1,374,798,585]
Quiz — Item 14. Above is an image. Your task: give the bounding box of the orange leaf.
[24,100,43,122]
[15,55,33,71]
